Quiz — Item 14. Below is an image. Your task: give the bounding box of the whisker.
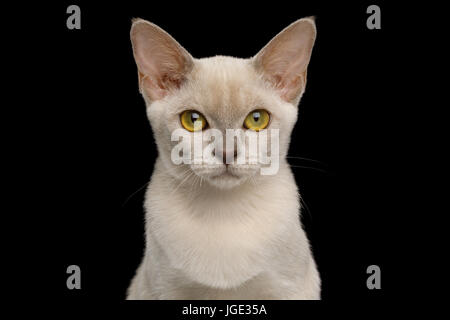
[121,180,150,207]
[249,175,258,187]
[170,171,195,196]
[300,196,313,221]
[288,164,328,174]
[286,156,326,166]
[121,167,192,207]
[192,174,201,190]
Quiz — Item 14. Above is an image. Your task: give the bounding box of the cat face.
[130,18,316,189]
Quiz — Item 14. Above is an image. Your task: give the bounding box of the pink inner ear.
[279,73,305,102]
[253,19,316,102]
[139,68,188,100]
[131,20,193,101]
[260,53,307,102]
[138,71,167,100]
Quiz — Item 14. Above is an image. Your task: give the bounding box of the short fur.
[127,18,320,299]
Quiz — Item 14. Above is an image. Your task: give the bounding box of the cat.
[127,17,320,299]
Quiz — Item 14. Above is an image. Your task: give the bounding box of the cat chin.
[205,173,248,190]
[191,165,259,190]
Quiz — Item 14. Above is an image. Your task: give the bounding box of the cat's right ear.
[130,19,194,101]
[252,18,316,103]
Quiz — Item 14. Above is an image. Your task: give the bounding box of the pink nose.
[216,149,237,164]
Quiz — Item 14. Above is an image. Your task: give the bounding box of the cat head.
[130,18,316,190]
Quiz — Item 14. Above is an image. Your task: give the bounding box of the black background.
[17,0,404,307]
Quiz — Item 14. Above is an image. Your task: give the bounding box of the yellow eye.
[244,109,270,131]
[180,110,207,132]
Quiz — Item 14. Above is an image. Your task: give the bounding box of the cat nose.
[222,150,238,164]
[214,149,237,164]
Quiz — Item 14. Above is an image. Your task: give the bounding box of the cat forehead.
[183,56,270,119]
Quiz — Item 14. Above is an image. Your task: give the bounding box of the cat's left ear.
[252,18,316,103]
[130,19,194,101]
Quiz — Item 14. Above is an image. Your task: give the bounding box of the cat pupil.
[191,112,199,123]
[253,112,261,122]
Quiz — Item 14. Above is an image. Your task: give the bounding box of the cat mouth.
[211,166,240,179]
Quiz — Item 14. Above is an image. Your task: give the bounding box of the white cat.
[127,17,320,299]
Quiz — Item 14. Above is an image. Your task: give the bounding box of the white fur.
[127,18,320,299]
